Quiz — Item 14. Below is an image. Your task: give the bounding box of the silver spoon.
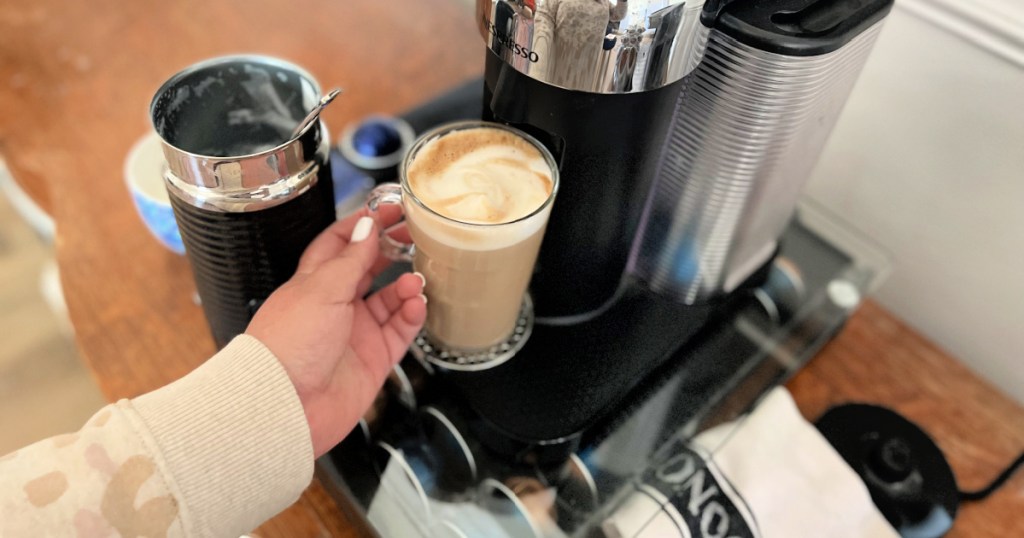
[290,88,343,138]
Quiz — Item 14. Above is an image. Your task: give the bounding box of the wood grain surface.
[1,0,1021,536]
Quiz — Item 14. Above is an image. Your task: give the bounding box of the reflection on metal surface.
[479,478,545,537]
[476,0,707,93]
[372,442,432,517]
[752,257,806,325]
[630,23,886,303]
[420,407,478,495]
[389,364,418,409]
[364,365,415,436]
[352,419,372,447]
[546,453,600,531]
[565,453,599,508]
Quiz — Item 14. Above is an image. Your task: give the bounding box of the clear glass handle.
[366,182,415,263]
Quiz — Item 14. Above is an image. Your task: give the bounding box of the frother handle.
[365,182,415,263]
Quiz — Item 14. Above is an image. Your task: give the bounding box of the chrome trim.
[151,55,329,212]
[568,453,599,505]
[476,0,707,93]
[160,130,327,212]
[412,295,534,372]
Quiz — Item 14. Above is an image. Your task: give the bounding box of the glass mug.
[366,121,559,356]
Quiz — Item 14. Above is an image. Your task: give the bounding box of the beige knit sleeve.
[0,335,314,537]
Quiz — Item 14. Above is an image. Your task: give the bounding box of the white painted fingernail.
[418,293,428,304]
[413,272,426,288]
[350,216,374,243]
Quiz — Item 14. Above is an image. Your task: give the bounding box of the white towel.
[603,387,899,538]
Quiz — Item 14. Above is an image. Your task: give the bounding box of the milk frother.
[150,55,336,347]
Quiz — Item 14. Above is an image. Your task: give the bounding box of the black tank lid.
[701,0,895,56]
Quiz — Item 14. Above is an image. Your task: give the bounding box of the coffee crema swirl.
[407,128,553,225]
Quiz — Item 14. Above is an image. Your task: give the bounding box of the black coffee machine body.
[480,0,707,320]
[433,0,893,462]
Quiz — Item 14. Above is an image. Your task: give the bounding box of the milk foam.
[406,127,555,250]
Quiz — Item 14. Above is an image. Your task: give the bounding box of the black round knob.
[869,436,914,483]
[817,404,959,538]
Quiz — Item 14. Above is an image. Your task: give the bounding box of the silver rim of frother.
[149,54,330,212]
[410,295,533,372]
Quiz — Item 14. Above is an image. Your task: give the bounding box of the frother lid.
[703,0,895,56]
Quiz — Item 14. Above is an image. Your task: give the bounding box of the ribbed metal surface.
[171,170,334,347]
[631,22,885,304]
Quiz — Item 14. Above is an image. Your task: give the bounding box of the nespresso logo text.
[482,15,540,63]
[644,443,759,538]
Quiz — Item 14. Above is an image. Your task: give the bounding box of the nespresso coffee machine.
[322,0,894,534]
[433,0,892,459]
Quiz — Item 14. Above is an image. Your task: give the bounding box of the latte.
[404,125,556,352]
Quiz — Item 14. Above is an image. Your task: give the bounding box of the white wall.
[805,1,1024,401]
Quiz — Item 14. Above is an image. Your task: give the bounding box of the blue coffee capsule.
[338,115,415,184]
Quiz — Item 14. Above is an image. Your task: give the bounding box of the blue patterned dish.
[124,133,184,254]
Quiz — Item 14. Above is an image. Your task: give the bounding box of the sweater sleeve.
[0,335,314,537]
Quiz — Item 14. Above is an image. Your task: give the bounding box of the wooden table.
[1,0,1021,536]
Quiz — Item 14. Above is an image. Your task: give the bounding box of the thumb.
[309,216,380,303]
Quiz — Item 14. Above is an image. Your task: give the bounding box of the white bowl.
[124,132,184,254]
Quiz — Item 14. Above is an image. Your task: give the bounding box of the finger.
[381,297,428,362]
[363,220,411,278]
[365,272,426,324]
[310,217,381,303]
[297,204,406,274]
[366,251,397,281]
[297,210,367,274]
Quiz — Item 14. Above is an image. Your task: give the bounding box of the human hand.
[246,209,427,458]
